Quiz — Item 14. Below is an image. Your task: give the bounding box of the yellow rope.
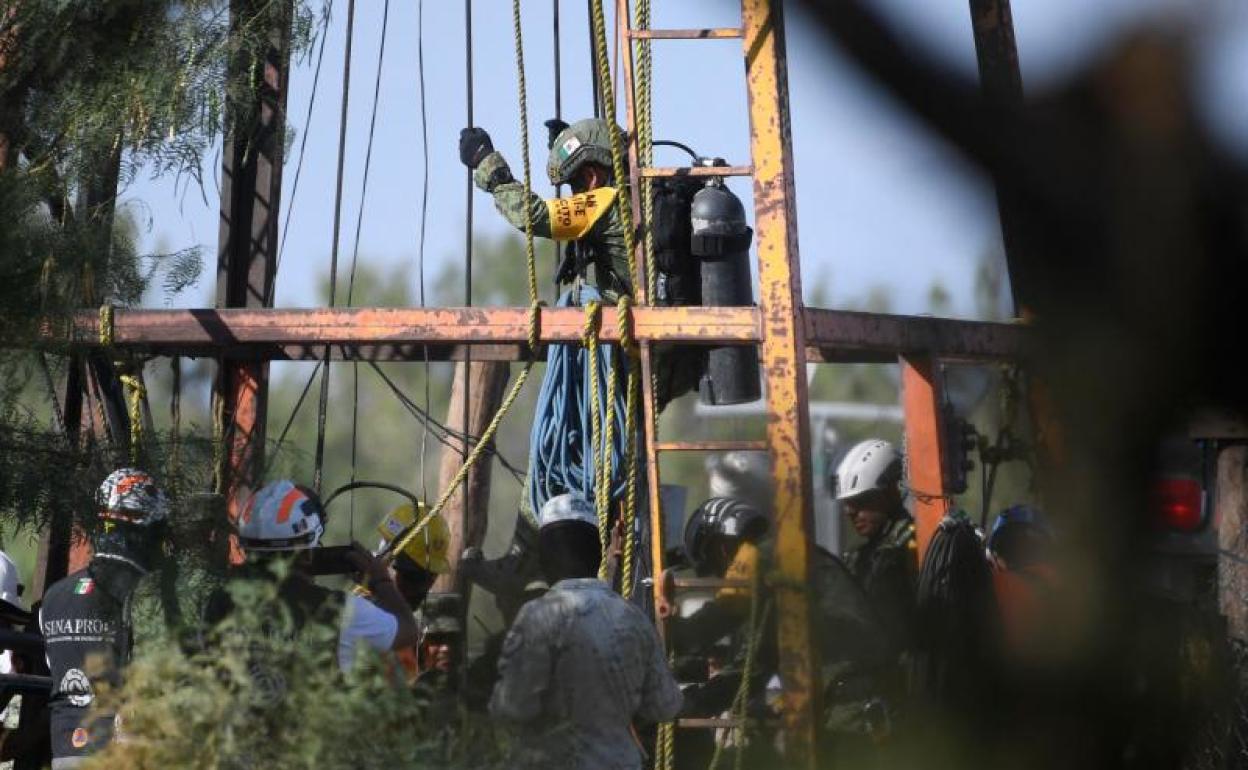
[98,304,114,346]
[583,300,611,577]
[212,387,226,494]
[117,372,145,465]
[617,296,640,598]
[387,0,542,565]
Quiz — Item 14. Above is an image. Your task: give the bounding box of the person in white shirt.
[337,502,449,673]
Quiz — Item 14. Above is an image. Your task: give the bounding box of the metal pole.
[215,0,292,538]
[742,0,819,763]
[464,0,473,467]
[900,356,949,560]
[965,0,1028,318]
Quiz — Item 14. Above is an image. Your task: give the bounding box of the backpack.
[650,176,703,307]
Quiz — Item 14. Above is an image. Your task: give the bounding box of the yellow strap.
[545,187,618,240]
[118,372,145,464]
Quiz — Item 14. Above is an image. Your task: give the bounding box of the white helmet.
[834,439,902,501]
[0,551,25,612]
[237,480,325,552]
[706,451,773,511]
[539,493,598,530]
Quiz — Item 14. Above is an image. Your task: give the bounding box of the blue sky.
[125,0,1248,318]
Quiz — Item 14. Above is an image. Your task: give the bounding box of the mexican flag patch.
[74,577,94,595]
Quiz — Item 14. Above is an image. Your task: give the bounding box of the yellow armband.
[545,187,618,240]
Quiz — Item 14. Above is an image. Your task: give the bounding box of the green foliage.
[0,0,324,575]
[88,565,510,768]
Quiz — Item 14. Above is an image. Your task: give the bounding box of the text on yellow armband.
[545,187,618,240]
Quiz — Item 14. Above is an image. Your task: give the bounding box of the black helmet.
[683,497,768,572]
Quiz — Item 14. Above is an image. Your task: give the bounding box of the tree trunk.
[433,360,511,594]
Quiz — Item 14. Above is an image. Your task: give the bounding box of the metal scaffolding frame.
[35,0,1030,764]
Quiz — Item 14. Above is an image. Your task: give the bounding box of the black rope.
[264,360,322,477]
[586,0,601,118]
[553,0,562,119]
[314,0,357,495]
[274,0,335,303]
[551,0,563,292]
[462,0,473,470]
[416,0,432,502]
[344,0,391,535]
[366,362,525,483]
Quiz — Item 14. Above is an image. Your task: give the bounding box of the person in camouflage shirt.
[459,119,632,299]
[459,119,703,408]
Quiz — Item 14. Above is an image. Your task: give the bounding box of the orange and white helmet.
[97,468,169,526]
[237,480,325,552]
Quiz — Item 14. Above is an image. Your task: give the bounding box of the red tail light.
[1152,478,1203,532]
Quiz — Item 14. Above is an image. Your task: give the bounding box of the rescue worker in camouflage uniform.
[835,439,918,654]
[490,493,681,770]
[460,119,700,408]
[460,119,632,298]
[823,439,919,760]
[411,593,465,714]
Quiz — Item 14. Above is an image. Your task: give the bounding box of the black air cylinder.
[690,179,761,406]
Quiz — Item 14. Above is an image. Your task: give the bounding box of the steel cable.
[313,0,357,494]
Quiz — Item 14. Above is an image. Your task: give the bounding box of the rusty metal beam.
[966,0,1029,317]
[744,0,819,763]
[900,355,949,561]
[61,305,761,348]
[51,305,1029,363]
[804,307,1028,362]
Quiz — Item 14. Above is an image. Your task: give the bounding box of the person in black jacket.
[40,468,169,768]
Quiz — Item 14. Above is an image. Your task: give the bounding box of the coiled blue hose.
[528,286,629,517]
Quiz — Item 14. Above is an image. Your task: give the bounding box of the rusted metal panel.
[627,28,742,40]
[900,355,948,562]
[640,165,753,178]
[743,0,819,762]
[804,307,1029,362]
[62,305,762,348]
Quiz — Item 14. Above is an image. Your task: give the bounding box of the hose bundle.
[527,286,629,516]
[913,511,997,709]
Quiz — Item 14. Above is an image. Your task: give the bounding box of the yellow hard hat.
[377,503,451,574]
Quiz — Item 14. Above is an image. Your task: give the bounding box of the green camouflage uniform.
[472,152,633,299]
[822,513,918,761]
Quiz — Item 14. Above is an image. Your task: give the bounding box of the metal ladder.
[613,0,820,758]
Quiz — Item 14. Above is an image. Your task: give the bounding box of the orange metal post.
[900,355,949,561]
[214,0,292,549]
[743,0,819,763]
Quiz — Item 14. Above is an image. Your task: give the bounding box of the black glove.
[544,118,570,150]
[556,242,579,285]
[459,127,493,169]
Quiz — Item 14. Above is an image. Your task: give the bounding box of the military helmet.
[421,592,463,637]
[546,118,625,186]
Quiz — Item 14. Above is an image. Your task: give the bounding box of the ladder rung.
[655,440,767,452]
[627,28,743,40]
[640,166,752,179]
[678,718,743,729]
[672,577,751,591]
